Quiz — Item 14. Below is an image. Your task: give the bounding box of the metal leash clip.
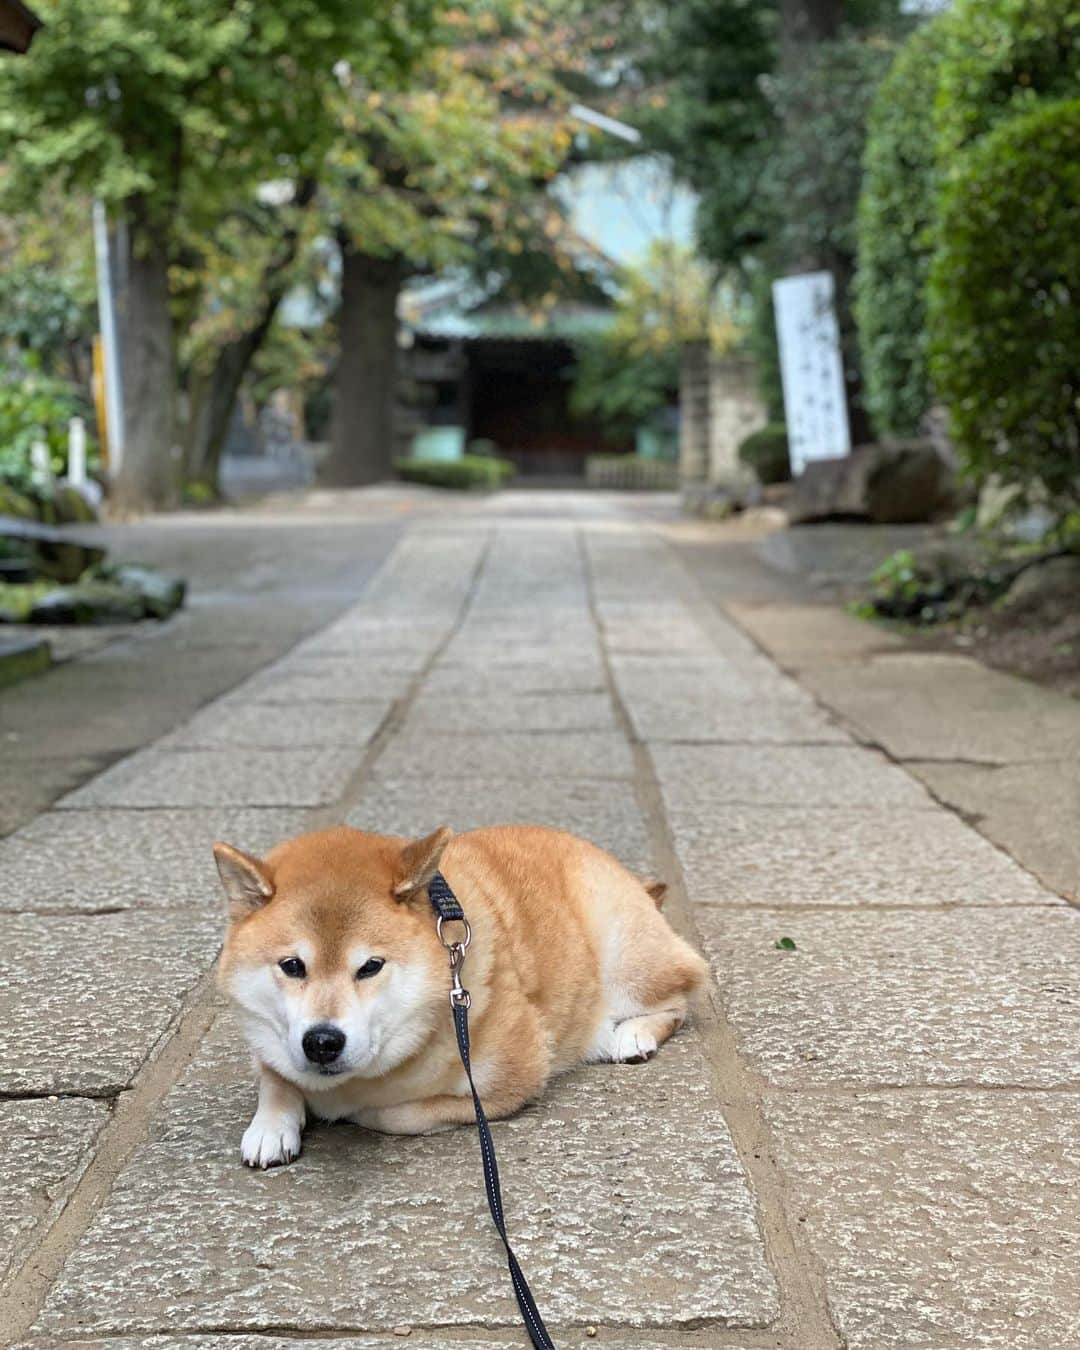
[436,914,472,1009]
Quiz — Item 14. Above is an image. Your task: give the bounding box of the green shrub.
[928,99,1080,511]
[0,364,93,492]
[935,0,1080,160]
[855,17,951,437]
[738,423,790,485]
[394,454,515,491]
[570,333,679,443]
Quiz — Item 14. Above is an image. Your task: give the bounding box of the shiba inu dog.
[214,824,708,1168]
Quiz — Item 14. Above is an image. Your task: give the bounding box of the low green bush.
[394,454,515,491]
[738,423,790,485]
[928,99,1080,511]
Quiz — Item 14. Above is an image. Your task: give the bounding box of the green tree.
[633,1,906,436]
[319,2,593,486]
[854,16,951,436]
[0,0,434,510]
[571,242,744,442]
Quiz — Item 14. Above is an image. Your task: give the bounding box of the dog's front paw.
[612,1021,658,1064]
[241,1112,303,1169]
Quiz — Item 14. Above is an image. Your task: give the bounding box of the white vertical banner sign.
[772,271,851,475]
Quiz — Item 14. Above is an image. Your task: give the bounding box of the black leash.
[428,870,556,1350]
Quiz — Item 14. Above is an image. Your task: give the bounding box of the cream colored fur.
[215,824,708,1167]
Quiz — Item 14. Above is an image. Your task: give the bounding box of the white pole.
[568,103,642,145]
[68,417,87,486]
[92,199,125,474]
[30,438,53,489]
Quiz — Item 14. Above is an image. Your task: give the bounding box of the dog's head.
[214,825,452,1091]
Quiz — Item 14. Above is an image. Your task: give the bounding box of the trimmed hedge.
[738,423,790,485]
[928,99,1080,509]
[854,18,950,437]
[394,454,515,491]
[934,0,1080,160]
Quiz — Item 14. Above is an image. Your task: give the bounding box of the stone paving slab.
[610,652,809,701]
[402,693,617,734]
[423,663,606,696]
[353,532,487,616]
[798,652,1080,764]
[58,747,360,809]
[374,731,635,781]
[0,807,308,913]
[763,1088,1080,1349]
[915,758,1080,905]
[670,804,1055,907]
[159,698,388,750]
[699,907,1080,1088]
[439,641,603,670]
[650,743,935,809]
[346,777,653,875]
[34,1015,778,1337]
[232,658,413,705]
[0,1099,109,1285]
[615,679,847,745]
[0,908,221,1094]
[598,611,719,657]
[296,620,446,658]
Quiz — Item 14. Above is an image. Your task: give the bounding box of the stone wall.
[679,346,767,489]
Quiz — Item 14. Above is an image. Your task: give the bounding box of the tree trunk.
[322,246,402,487]
[182,177,318,495]
[777,0,872,443]
[779,0,839,61]
[183,312,277,494]
[112,214,180,513]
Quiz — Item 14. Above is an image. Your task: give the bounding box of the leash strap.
[429,870,556,1350]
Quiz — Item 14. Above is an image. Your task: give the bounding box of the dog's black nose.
[302,1023,346,1065]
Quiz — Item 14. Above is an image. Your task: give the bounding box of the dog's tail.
[642,878,668,908]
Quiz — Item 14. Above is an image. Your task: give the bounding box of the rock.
[0,517,106,583]
[51,482,100,525]
[863,441,955,523]
[786,458,855,523]
[1004,554,1080,610]
[0,634,51,687]
[788,442,954,525]
[29,582,145,625]
[975,475,1024,530]
[95,562,186,619]
[0,483,38,520]
[0,556,36,584]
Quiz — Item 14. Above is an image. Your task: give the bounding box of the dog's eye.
[278,957,306,979]
[356,958,385,980]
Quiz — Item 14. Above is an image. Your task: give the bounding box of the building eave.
[0,0,43,54]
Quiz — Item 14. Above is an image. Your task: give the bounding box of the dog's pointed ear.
[643,879,668,908]
[213,842,275,916]
[394,826,453,901]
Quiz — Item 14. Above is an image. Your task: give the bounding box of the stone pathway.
[1,495,1077,1349]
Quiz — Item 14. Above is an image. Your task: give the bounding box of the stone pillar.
[678,342,711,486]
[706,355,766,488]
